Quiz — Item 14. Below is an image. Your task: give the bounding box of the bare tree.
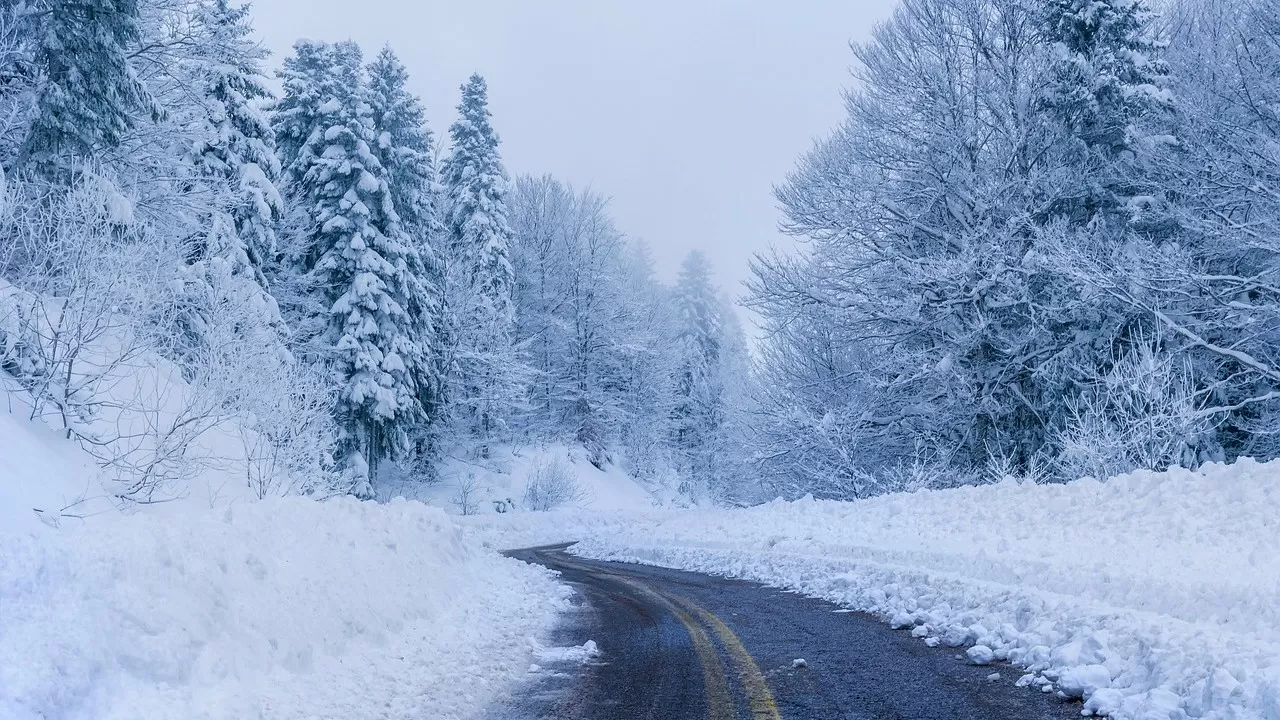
[521,456,588,511]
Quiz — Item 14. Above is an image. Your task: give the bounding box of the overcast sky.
[248,0,897,321]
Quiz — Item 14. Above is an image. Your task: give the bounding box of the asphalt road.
[490,544,1082,720]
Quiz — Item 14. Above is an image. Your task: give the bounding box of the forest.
[1,0,1278,507]
[0,0,751,506]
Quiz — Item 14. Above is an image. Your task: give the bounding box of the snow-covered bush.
[450,473,482,516]
[522,456,587,511]
[0,172,179,443]
[1055,337,1216,482]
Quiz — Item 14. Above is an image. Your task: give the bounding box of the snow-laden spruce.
[441,73,523,455]
[273,40,436,495]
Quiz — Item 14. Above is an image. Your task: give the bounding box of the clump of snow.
[572,460,1280,720]
[967,645,995,665]
[1,497,569,720]
[1059,664,1111,699]
[531,639,601,665]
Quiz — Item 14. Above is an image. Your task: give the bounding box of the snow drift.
[1,498,569,720]
[574,460,1280,720]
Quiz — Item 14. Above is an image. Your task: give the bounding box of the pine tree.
[441,73,519,452]
[186,0,283,288]
[365,46,446,456]
[272,40,428,496]
[20,0,161,171]
[1040,0,1175,222]
[670,250,724,498]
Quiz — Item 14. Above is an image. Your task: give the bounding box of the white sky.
[248,0,897,320]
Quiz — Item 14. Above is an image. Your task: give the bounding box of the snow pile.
[574,460,1280,720]
[1,497,569,720]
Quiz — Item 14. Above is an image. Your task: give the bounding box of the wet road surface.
[489,544,1080,720]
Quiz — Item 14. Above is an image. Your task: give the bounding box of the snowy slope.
[574,461,1280,720]
[1,497,569,720]
[382,443,666,514]
[0,399,107,535]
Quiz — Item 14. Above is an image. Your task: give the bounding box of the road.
[490,544,1079,720]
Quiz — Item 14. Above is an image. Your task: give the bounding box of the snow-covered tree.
[19,0,160,172]
[1039,0,1177,228]
[185,0,283,287]
[441,73,521,454]
[508,174,630,464]
[365,46,446,464]
[670,250,724,499]
[272,40,429,495]
[756,0,1129,490]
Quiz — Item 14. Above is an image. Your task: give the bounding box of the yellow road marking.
[548,552,783,720]
[601,573,735,720]
[663,592,784,720]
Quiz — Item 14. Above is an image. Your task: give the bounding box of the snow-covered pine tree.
[1039,0,1175,224]
[365,46,446,463]
[670,250,724,500]
[161,0,291,396]
[272,40,428,496]
[441,73,520,454]
[19,0,161,172]
[186,0,283,289]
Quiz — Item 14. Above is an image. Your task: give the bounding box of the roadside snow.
[573,460,1280,720]
[1,497,569,720]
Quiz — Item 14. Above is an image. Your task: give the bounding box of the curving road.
[491,544,1079,720]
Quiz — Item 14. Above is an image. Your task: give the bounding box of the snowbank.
[1,497,569,720]
[574,460,1280,720]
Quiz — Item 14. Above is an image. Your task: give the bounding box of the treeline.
[750,0,1280,497]
[0,0,750,503]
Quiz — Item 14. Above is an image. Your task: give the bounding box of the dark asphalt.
[489,544,1080,720]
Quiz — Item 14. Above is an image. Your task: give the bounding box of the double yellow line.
[559,555,782,720]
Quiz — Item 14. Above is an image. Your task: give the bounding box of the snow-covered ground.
[378,443,671,514]
[1,493,570,720]
[7,337,1278,720]
[573,461,1280,720]
[0,380,601,719]
[0,355,668,720]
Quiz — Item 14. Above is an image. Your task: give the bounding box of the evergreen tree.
[186,0,283,288]
[365,46,446,453]
[670,250,724,498]
[20,0,161,170]
[441,73,519,452]
[1040,0,1175,222]
[272,40,428,496]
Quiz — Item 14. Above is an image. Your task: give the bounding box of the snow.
[531,639,601,665]
[380,444,666,518]
[1,497,569,720]
[0,350,571,719]
[572,460,1280,720]
[967,645,995,665]
[0,396,107,535]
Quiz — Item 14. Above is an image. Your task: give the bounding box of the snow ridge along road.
[496,544,1078,720]
[569,460,1280,720]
